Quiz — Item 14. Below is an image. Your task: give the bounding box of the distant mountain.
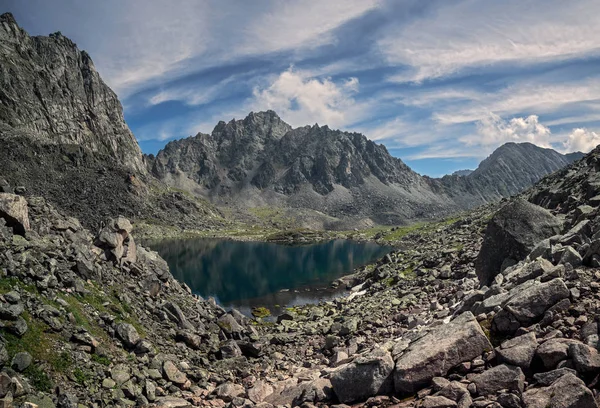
[440,143,584,208]
[147,112,580,227]
[452,170,474,177]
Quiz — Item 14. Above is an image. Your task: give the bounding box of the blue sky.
[6,0,600,176]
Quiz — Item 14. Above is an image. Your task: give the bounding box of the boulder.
[523,373,597,408]
[471,364,525,396]
[475,199,562,286]
[394,312,492,394]
[492,278,569,335]
[162,361,187,386]
[114,323,140,349]
[569,343,600,374]
[11,352,32,372]
[496,332,537,369]
[533,368,577,386]
[330,347,394,403]
[536,338,578,370]
[265,378,333,406]
[0,193,30,236]
[422,396,457,408]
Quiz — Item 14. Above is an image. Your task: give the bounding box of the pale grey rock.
[330,347,394,403]
[523,373,597,408]
[475,199,562,286]
[394,312,492,394]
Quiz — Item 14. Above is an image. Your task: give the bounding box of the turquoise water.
[144,238,391,310]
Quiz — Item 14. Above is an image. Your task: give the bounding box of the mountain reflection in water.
[144,238,391,310]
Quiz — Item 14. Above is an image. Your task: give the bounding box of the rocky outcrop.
[393,312,492,394]
[0,193,29,235]
[0,12,143,172]
[475,199,563,286]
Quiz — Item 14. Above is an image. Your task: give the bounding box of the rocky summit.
[148,113,581,228]
[1,11,600,408]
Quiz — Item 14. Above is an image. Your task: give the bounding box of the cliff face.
[0,13,144,172]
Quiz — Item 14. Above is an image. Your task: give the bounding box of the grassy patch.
[91,353,111,366]
[24,365,53,392]
[73,367,91,385]
[4,312,53,361]
[251,307,271,319]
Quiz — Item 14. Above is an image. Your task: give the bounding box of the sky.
[5,0,600,176]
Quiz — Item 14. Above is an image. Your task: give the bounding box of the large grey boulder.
[475,199,563,286]
[114,323,141,349]
[523,373,598,408]
[536,338,579,370]
[471,364,525,396]
[496,332,537,369]
[330,347,394,403]
[394,312,492,394]
[492,278,569,335]
[0,193,30,236]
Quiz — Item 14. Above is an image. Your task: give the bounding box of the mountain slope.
[149,112,581,227]
[0,13,143,171]
[441,142,583,207]
[0,14,225,230]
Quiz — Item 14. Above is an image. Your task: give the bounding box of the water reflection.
[144,238,391,309]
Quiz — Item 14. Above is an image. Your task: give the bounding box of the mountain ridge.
[148,111,582,227]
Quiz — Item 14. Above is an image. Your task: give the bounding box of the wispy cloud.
[380,0,600,83]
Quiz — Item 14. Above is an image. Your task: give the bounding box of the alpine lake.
[143,237,392,316]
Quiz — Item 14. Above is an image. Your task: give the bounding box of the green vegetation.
[251,307,271,318]
[53,352,73,373]
[73,367,91,384]
[24,365,53,392]
[91,353,111,366]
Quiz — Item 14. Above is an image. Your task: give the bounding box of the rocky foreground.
[0,141,600,408]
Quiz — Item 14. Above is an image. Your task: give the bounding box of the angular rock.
[0,194,30,235]
[330,348,394,403]
[472,364,525,396]
[394,312,492,394]
[220,339,242,359]
[535,338,578,370]
[162,361,187,386]
[569,343,600,374]
[214,382,245,402]
[422,396,457,408]
[476,199,562,286]
[11,352,32,372]
[247,380,274,403]
[523,373,597,408]
[175,330,201,350]
[533,368,577,386]
[496,332,537,369]
[114,323,140,349]
[492,278,569,335]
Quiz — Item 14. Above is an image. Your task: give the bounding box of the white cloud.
[251,68,363,128]
[462,113,552,149]
[64,0,380,97]
[381,0,600,82]
[395,78,600,127]
[563,128,600,153]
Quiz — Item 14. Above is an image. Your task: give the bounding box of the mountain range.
[147,111,582,227]
[0,13,585,229]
